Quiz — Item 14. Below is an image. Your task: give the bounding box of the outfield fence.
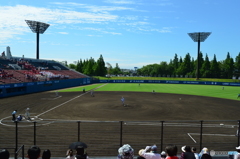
[0,120,240,158]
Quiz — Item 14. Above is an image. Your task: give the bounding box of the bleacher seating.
[0,58,88,84]
[0,58,17,69]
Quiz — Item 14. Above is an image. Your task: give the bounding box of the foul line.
[187,133,236,143]
[36,83,108,118]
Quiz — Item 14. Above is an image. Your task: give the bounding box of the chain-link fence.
[0,120,239,158]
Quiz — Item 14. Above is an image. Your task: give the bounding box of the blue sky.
[0,0,239,69]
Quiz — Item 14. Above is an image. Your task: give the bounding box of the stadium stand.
[0,57,88,84]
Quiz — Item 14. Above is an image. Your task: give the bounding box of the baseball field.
[0,83,240,157]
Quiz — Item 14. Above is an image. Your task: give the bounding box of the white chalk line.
[187,133,236,143]
[36,83,108,118]
[41,95,62,100]
[188,133,197,143]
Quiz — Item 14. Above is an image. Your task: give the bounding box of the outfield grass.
[94,76,240,82]
[59,83,240,101]
[58,83,104,92]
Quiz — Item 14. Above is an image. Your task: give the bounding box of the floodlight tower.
[25,20,50,59]
[188,32,211,80]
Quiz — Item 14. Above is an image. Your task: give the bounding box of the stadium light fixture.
[25,20,50,59]
[188,32,211,80]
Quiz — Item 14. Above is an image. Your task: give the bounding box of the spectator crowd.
[1,143,240,159]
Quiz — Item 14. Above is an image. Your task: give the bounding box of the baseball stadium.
[0,48,240,159]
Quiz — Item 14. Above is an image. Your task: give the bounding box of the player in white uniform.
[25,108,31,120]
[91,90,94,97]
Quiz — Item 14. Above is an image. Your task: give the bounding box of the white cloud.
[0,2,173,44]
[58,32,68,34]
[0,4,118,43]
[104,0,136,5]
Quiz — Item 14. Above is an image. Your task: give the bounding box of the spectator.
[27,145,41,159]
[180,146,196,159]
[199,148,212,159]
[191,147,199,159]
[66,149,75,159]
[0,149,10,159]
[161,151,167,159]
[165,145,178,159]
[42,149,51,159]
[138,145,160,159]
[234,146,240,159]
[118,144,134,159]
[137,149,146,159]
[75,146,88,159]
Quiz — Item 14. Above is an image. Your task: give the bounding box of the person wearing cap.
[0,149,10,159]
[137,149,146,159]
[27,145,41,159]
[121,97,125,106]
[90,90,94,97]
[165,145,178,159]
[16,114,23,121]
[199,147,212,159]
[12,110,17,121]
[161,151,167,159]
[234,146,240,159]
[117,144,134,159]
[139,145,161,159]
[180,146,195,159]
[25,108,31,120]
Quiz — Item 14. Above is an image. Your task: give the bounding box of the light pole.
[188,32,211,80]
[25,20,50,59]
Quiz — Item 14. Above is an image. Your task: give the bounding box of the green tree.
[76,59,84,73]
[173,54,179,75]
[68,63,76,69]
[112,63,122,75]
[84,57,96,76]
[95,54,107,76]
[200,54,211,78]
[234,52,240,77]
[222,52,234,78]
[210,54,220,78]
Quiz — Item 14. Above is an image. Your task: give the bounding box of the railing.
[0,120,239,157]
[15,145,24,159]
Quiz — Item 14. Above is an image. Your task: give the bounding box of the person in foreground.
[75,146,88,159]
[27,145,41,159]
[234,146,240,159]
[0,149,10,159]
[165,145,178,159]
[199,147,212,159]
[117,144,134,159]
[138,145,160,159]
[42,149,51,159]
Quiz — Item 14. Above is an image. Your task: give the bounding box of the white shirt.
[66,155,75,159]
[234,152,240,159]
[194,153,199,159]
[140,149,161,159]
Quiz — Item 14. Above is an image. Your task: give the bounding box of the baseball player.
[91,90,94,97]
[12,110,17,121]
[25,108,31,120]
[121,97,125,106]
